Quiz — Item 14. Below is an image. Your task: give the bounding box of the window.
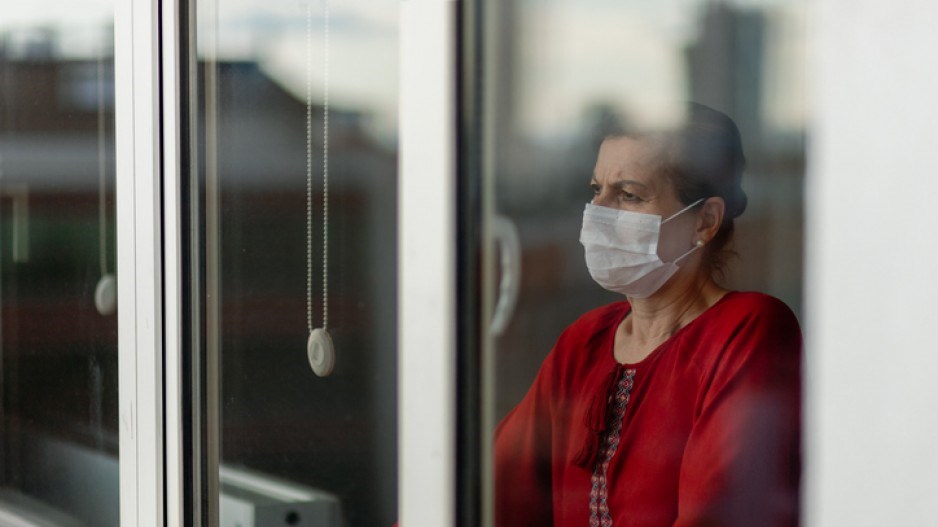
[0,3,118,524]
[185,2,399,525]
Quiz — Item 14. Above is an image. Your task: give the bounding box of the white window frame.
[398,1,459,527]
[115,0,185,524]
[115,0,162,521]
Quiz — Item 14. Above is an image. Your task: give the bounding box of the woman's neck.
[624,269,725,345]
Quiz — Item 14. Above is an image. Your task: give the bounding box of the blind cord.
[307,0,330,334]
[306,0,335,377]
[305,0,335,376]
[98,44,108,277]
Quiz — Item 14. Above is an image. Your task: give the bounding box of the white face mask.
[579,199,704,299]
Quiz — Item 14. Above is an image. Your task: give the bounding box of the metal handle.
[490,215,520,336]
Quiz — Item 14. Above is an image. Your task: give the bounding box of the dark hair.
[665,103,747,276]
[609,103,747,277]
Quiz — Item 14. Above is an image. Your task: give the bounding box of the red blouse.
[494,292,802,527]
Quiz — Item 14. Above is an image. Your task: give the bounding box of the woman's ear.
[696,197,725,242]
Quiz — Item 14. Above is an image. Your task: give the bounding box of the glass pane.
[0,2,118,525]
[479,1,806,525]
[189,2,398,525]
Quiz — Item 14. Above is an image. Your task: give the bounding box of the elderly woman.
[494,104,801,527]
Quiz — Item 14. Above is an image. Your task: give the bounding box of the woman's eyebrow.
[592,178,650,190]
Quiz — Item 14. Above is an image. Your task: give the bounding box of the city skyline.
[1,0,805,142]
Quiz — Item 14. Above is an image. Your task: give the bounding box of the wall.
[806,1,938,524]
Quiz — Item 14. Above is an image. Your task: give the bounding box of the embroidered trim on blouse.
[588,367,636,527]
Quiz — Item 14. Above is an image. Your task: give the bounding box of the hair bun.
[728,184,747,218]
[680,103,747,220]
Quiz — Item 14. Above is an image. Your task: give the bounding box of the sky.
[0,0,806,140]
[513,0,806,136]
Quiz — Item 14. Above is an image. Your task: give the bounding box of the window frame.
[398,1,460,526]
[115,0,174,524]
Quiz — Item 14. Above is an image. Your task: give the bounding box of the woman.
[494,104,801,527]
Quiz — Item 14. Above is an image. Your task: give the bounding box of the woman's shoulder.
[713,291,800,328]
[694,291,802,355]
[688,291,802,405]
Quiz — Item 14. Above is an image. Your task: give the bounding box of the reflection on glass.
[192,2,398,526]
[489,0,805,424]
[0,4,118,525]
[495,105,802,525]
[482,0,806,525]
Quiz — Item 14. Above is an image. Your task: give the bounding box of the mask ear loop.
[662,198,707,265]
[670,241,703,265]
[661,197,706,224]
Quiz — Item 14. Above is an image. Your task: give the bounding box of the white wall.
[806,1,938,525]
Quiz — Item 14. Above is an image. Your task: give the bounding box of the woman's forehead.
[594,137,666,184]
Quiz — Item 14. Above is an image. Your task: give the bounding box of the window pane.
[189,2,398,525]
[0,2,118,525]
[479,1,806,525]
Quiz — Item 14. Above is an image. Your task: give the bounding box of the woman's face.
[591,137,699,262]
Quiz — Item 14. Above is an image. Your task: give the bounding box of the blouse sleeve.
[494,351,558,527]
[674,299,802,527]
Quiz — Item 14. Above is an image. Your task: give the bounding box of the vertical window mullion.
[116,0,165,524]
[398,1,458,526]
